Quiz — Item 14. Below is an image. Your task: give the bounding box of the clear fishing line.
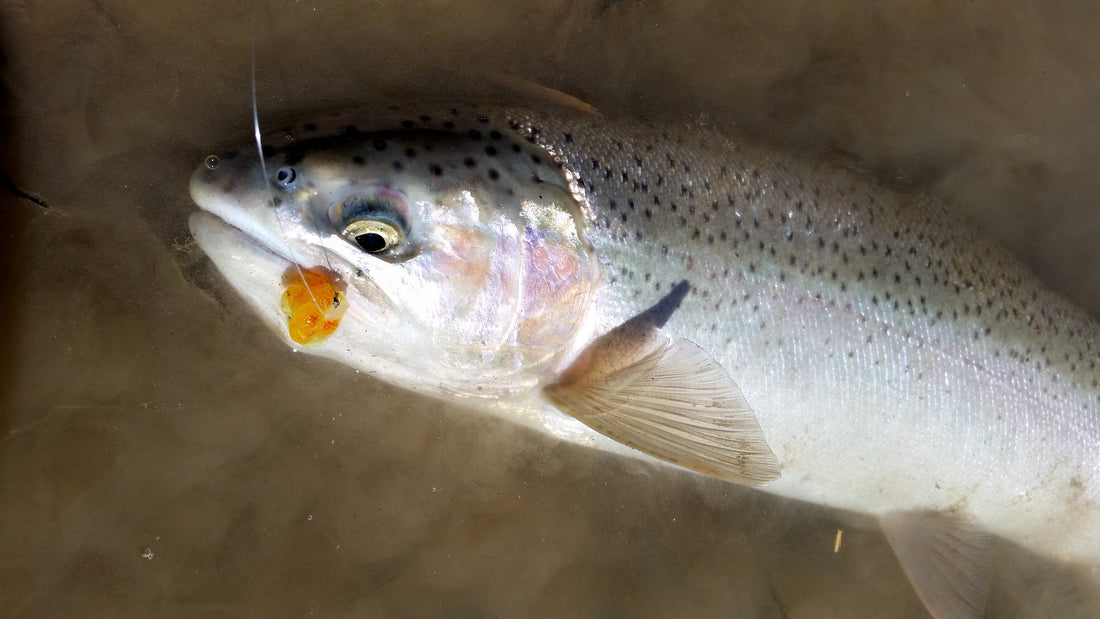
[248,0,332,320]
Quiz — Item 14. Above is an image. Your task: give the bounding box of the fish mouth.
[189,210,293,269]
[188,161,302,269]
[189,210,300,339]
[189,207,426,388]
[189,208,396,329]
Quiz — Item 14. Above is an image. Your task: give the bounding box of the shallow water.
[3,1,1099,616]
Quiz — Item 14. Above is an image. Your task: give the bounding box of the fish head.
[189,116,600,400]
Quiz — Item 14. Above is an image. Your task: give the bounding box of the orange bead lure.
[280,266,348,348]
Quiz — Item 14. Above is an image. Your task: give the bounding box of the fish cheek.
[430,225,496,299]
[516,226,597,362]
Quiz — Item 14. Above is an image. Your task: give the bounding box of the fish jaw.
[189,210,296,335]
[188,209,445,395]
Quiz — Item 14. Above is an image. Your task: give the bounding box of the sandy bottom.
[3,1,1098,617]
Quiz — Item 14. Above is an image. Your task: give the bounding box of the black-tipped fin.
[543,288,779,485]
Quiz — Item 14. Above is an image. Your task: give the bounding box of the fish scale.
[189,102,1100,618]
[504,108,1100,552]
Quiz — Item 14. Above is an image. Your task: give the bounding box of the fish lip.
[188,209,294,269]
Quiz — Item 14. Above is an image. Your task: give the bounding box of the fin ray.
[881,510,992,619]
[546,333,779,485]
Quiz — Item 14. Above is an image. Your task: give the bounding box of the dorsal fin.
[483,72,602,117]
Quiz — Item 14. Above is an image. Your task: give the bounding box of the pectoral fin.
[880,510,992,619]
[543,283,779,485]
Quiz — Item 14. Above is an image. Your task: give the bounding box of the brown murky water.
[3,2,1098,617]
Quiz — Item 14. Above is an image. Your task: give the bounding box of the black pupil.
[277,168,295,184]
[355,232,388,253]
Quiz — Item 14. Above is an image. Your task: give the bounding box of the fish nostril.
[275,166,297,188]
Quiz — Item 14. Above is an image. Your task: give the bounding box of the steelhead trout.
[188,103,1099,618]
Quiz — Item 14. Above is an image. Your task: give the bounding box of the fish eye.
[332,190,413,258]
[343,219,404,253]
[204,155,220,170]
[274,166,297,188]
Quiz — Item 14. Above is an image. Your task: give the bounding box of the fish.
[188,101,1100,618]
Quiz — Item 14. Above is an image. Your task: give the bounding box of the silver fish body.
[520,110,1100,541]
[189,104,1100,617]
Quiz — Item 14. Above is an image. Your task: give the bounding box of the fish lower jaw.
[189,210,300,267]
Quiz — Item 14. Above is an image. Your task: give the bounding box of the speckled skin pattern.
[505,108,1099,564]
[193,104,1099,566]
